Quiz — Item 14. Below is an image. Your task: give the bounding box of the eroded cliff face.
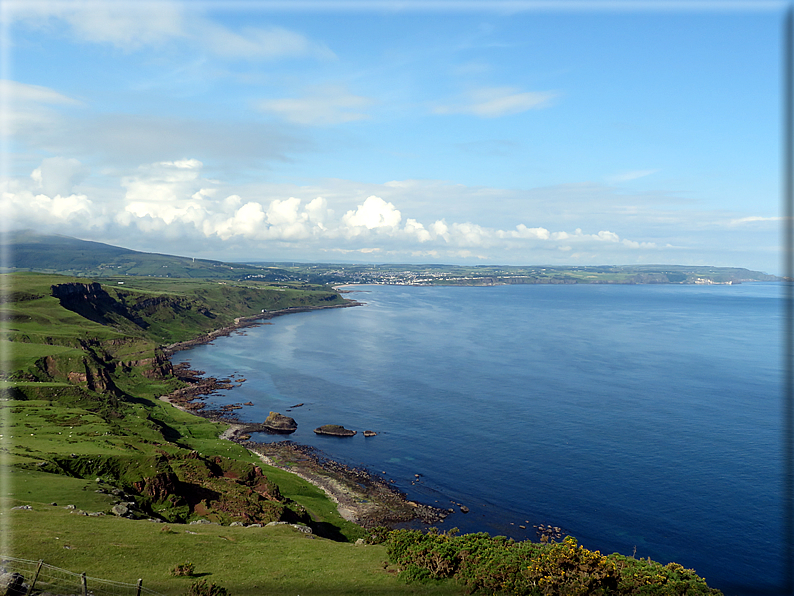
[51,282,149,329]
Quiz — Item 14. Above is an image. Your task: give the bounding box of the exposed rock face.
[263,411,297,433]
[314,424,356,437]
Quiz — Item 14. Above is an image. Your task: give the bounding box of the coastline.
[162,300,362,356]
[159,298,447,530]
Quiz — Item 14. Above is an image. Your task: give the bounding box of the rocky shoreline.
[223,430,448,528]
[159,305,448,530]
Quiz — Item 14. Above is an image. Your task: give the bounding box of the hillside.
[2,230,293,281]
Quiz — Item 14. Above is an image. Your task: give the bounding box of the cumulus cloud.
[121,159,207,225]
[1,183,98,230]
[404,218,431,242]
[342,196,401,232]
[434,87,558,118]
[31,156,90,197]
[258,84,374,126]
[2,158,669,264]
[501,224,551,240]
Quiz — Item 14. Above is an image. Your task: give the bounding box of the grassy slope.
[4,230,293,281]
[1,272,462,596]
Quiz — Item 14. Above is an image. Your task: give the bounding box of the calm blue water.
[175,283,785,595]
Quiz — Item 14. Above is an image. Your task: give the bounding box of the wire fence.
[0,556,166,596]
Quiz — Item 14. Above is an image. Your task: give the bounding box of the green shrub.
[184,579,229,596]
[382,529,722,596]
[170,562,195,577]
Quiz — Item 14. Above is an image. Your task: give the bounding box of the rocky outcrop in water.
[314,425,356,437]
[263,412,297,433]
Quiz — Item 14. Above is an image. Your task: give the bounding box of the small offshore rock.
[314,424,356,437]
[263,411,298,433]
[363,430,377,437]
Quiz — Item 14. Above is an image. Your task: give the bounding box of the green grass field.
[5,507,460,596]
[1,272,464,595]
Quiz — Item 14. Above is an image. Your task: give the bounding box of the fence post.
[81,572,87,596]
[136,578,142,596]
[25,560,43,596]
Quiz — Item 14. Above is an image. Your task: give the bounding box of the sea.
[173,282,786,595]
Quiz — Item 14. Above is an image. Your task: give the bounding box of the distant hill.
[2,230,293,281]
[2,231,779,285]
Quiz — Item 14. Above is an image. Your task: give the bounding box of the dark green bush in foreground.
[184,579,229,596]
[369,528,722,595]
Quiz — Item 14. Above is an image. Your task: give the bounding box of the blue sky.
[0,0,786,273]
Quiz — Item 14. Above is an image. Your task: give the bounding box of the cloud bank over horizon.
[1,154,780,271]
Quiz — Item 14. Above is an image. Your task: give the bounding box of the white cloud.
[404,218,431,242]
[31,156,90,197]
[120,159,208,226]
[0,163,753,267]
[434,87,558,118]
[0,80,82,139]
[596,230,620,242]
[0,80,80,106]
[622,239,657,249]
[199,23,335,61]
[10,1,186,50]
[304,197,333,229]
[503,224,550,240]
[1,184,99,230]
[448,222,490,247]
[258,85,374,126]
[342,196,401,232]
[9,2,332,61]
[728,215,783,225]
